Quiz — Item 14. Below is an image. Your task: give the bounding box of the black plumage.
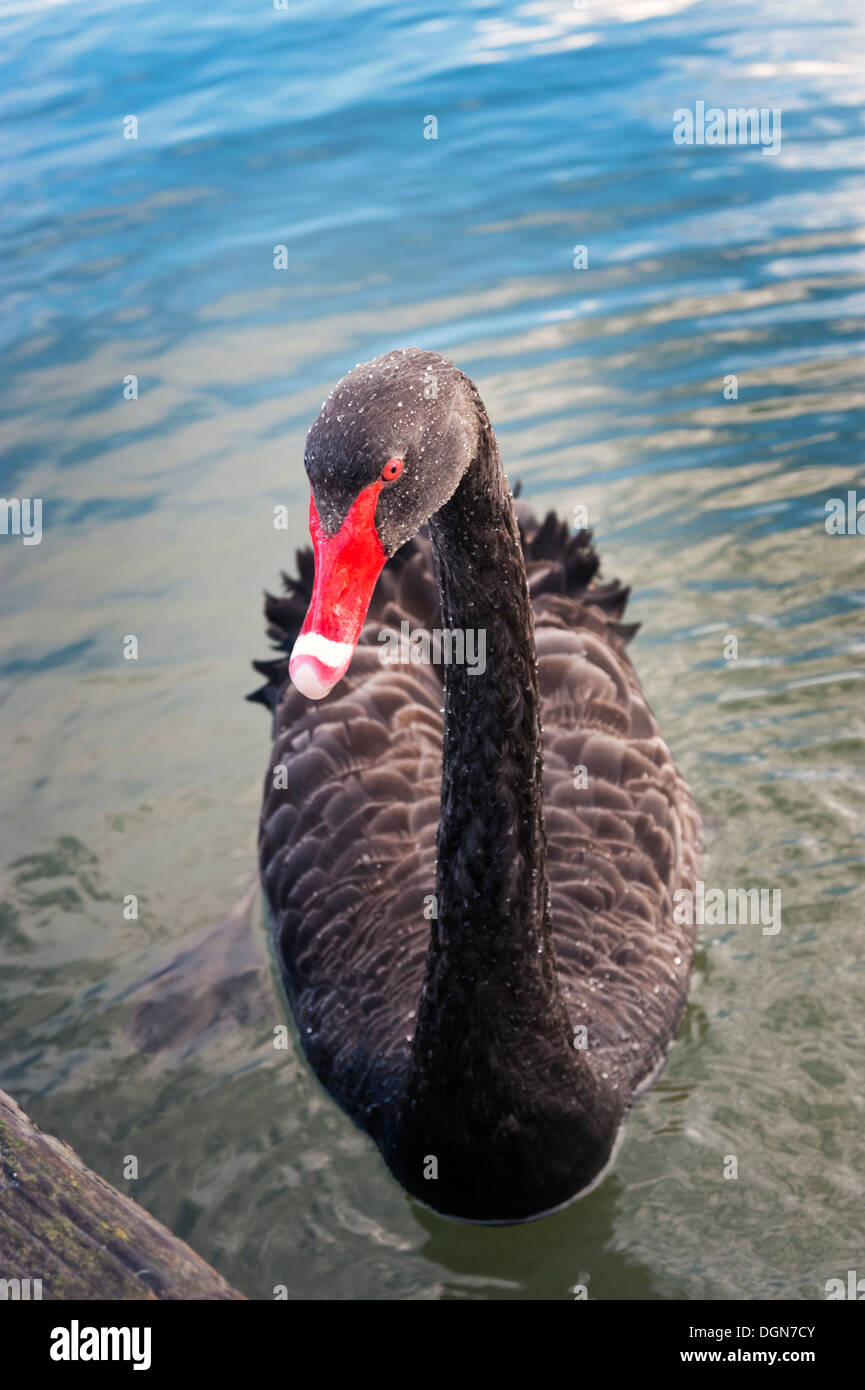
[250,349,701,1222]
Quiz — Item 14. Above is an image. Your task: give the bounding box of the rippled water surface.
[1,0,864,1299]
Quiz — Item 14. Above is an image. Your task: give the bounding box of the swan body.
[251,349,701,1222]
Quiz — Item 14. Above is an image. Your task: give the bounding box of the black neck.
[406,413,576,1085]
[426,416,560,1004]
[383,412,621,1221]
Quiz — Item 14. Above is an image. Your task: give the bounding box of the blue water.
[1,0,864,1299]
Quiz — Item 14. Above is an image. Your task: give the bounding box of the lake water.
[1,0,864,1300]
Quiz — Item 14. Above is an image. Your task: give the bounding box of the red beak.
[289,482,386,700]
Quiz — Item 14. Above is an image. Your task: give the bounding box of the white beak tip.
[289,657,334,700]
[289,631,355,700]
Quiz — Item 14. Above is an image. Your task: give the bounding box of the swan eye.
[381,457,403,483]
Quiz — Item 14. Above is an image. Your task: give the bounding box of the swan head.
[289,348,480,700]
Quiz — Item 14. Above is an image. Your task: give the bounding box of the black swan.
[250,348,701,1223]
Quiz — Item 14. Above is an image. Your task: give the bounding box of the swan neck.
[420,412,565,1016]
[384,407,618,1221]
